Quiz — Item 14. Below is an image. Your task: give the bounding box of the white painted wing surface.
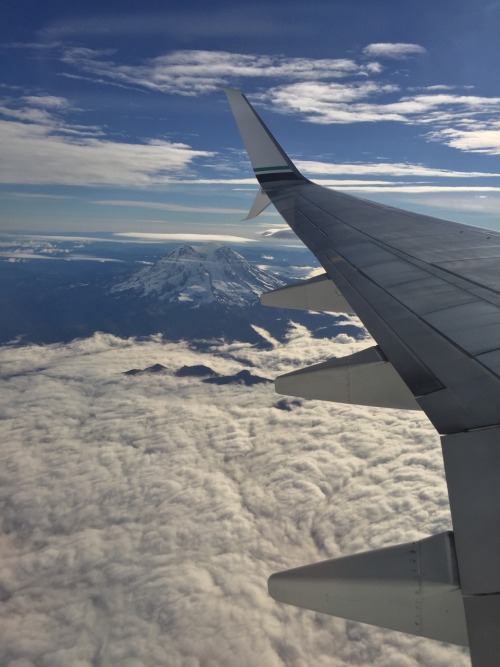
[224,88,500,667]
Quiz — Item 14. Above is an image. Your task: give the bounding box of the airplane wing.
[224,88,500,667]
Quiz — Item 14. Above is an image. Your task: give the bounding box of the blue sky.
[2,0,500,238]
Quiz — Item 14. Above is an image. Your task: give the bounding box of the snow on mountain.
[111,243,285,308]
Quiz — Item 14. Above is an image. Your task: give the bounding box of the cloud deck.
[0,331,469,666]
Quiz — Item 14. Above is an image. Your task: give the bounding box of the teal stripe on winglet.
[253,166,292,173]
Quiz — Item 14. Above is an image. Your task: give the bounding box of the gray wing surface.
[224,88,500,667]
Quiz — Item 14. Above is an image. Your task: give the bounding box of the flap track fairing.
[260,273,352,313]
[275,346,420,411]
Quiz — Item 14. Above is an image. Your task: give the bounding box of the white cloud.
[169,178,256,185]
[321,183,500,194]
[428,125,500,155]
[385,192,500,218]
[0,99,212,186]
[0,103,57,125]
[6,191,76,200]
[263,82,500,129]
[22,95,72,109]
[115,232,256,243]
[159,175,500,197]
[296,160,500,179]
[261,81,402,124]
[0,251,123,262]
[4,44,500,196]
[60,48,373,96]
[414,85,457,92]
[258,81,500,157]
[363,43,427,59]
[11,45,500,174]
[0,331,470,666]
[95,199,248,215]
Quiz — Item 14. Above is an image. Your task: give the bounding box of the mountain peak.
[111,243,285,308]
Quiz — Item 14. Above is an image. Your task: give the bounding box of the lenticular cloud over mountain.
[0,331,469,667]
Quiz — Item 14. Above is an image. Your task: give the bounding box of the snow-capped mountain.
[111,243,285,308]
[0,235,358,346]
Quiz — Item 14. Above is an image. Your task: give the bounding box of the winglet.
[224,88,306,185]
[243,188,272,220]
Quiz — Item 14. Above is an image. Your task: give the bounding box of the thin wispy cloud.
[260,81,500,158]
[60,48,375,96]
[363,43,427,59]
[428,125,500,155]
[95,199,249,215]
[0,251,123,262]
[263,82,500,127]
[0,98,212,186]
[320,183,500,193]
[115,232,257,243]
[21,95,72,109]
[168,177,500,196]
[296,160,500,178]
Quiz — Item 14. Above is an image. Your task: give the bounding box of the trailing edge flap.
[260,273,352,313]
[268,531,468,647]
[275,346,420,410]
[243,189,272,220]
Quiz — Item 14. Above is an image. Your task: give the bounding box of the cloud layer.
[0,329,470,666]
[3,43,500,195]
[0,97,212,186]
[61,48,376,96]
[262,82,500,132]
[55,45,500,155]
